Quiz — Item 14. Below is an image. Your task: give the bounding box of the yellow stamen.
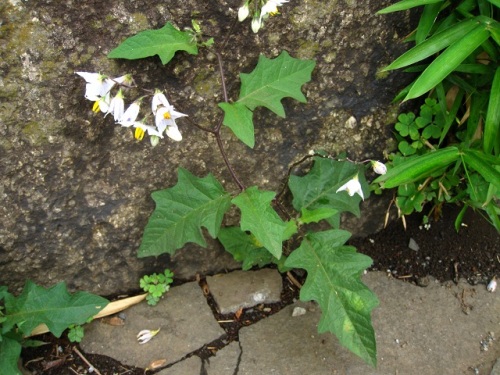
[92,101,100,113]
[163,111,171,120]
[134,128,145,141]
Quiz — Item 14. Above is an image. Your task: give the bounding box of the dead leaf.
[101,316,125,326]
[146,359,167,371]
[234,307,243,320]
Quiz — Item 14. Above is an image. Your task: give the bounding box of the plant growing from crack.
[76,2,388,367]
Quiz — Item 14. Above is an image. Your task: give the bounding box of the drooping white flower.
[106,89,125,122]
[238,2,250,21]
[118,101,141,127]
[137,328,160,344]
[151,90,170,115]
[133,120,163,141]
[92,92,111,114]
[336,174,364,200]
[76,72,115,101]
[261,0,288,17]
[251,16,262,33]
[166,125,182,142]
[153,94,187,133]
[371,161,387,175]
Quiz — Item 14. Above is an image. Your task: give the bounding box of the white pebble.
[292,307,307,317]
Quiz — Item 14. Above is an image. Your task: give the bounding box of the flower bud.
[238,3,250,21]
[371,161,387,175]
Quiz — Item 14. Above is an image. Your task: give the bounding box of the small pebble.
[408,238,420,251]
[292,307,307,317]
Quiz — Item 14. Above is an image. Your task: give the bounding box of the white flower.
[371,161,387,175]
[487,277,497,292]
[238,2,250,21]
[106,89,125,122]
[261,0,288,17]
[336,174,364,200]
[133,121,163,141]
[153,95,187,133]
[92,92,111,114]
[151,90,170,115]
[76,72,115,101]
[137,328,160,344]
[251,16,262,33]
[118,101,141,127]
[166,125,182,142]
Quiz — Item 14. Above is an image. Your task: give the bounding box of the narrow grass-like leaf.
[486,0,500,7]
[377,0,444,14]
[383,18,479,71]
[484,67,500,154]
[462,149,500,189]
[415,2,443,44]
[374,147,460,188]
[218,102,255,148]
[406,25,490,100]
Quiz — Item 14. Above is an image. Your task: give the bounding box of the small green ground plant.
[140,269,174,306]
[76,2,387,367]
[376,0,500,231]
[0,281,108,373]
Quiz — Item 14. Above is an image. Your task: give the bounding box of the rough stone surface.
[206,269,283,314]
[238,272,500,374]
[1,0,416,294]
[79,282,224,369]
[157,356,202,375]
[204,342,242,375]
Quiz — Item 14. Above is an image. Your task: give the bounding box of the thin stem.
[215,126,246,190]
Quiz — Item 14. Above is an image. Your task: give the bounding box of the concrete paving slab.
[238,272,500,374]
[157,356,202,375]
[205,342,242,375]
[206,269,282,314]
[80,282,225,369]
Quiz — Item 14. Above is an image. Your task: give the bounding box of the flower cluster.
[76,72,187,146]
[238,0,289,33]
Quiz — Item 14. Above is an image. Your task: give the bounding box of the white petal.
[166,126,182,141]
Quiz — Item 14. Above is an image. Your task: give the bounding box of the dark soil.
[21,204,500,374]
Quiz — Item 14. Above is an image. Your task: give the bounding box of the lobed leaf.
[218,102,255,148]
[137,168,232,257]
[484,67,500,154]
[289,158,366,218]
[0,337,21,375]
[405,25,490,100]
[238,51,315,117]
[108,22,198,65]
[377,0,444,14]
[232,187,296,259]
[285,230,378,366]
[2,281,108,337]
[374,147,460,188]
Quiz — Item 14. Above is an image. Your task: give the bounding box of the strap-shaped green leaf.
[374,147,460,188]
[285,230,378,367]
[462,149,500,190]
[416,2,444,44]
[108,22,198,65]
[377,0,444,14]
[484,67,500,154]
[406,24,490,100]
[383,19,479,71]
[137,168,232,257]
[486,0,500,7]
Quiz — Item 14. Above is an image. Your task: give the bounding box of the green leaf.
[486,0,500,7]
[384,19,479,71]
[415,2,443,44]
[2,281,108,337]
[218,226,278,270]
[374,147,460,188]
[462,149,500,190]
[218,102,255,148]
[0,336,22,375]
[238,51,315,117]
[285,230,378,367]
[377,0,444,14]
[405,25,490,100]
[289,158,366,218]
[484,67,500,154]
[137,168,232,257]
[108,22,198,65]
[299,207,338,224]
[232,187,294,259]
